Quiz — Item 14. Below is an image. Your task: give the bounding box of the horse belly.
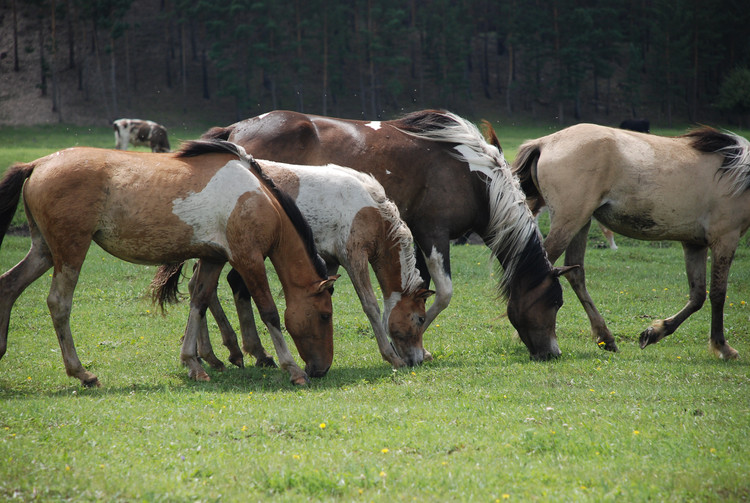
[594,202,707,243]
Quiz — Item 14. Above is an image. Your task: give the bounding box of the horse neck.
[267,215,322,297]
[371,224,421,298]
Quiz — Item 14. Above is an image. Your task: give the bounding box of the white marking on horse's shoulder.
[454,144,496,179]
[385,169,392,175]
[172,160,262,258]
[365,121,382,131]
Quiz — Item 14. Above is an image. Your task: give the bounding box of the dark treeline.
[5,0,750,126]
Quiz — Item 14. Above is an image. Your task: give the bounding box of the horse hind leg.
[707,240,739,359]
[227,268,276,368]
[181,260,224,381]
[0,238,54,361]
[639,244,710,351]
[47,264,101,387]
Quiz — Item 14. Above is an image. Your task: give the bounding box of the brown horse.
[513,124,750,358]
[0,140,336,386]
[203,110,574,360]
[159,161,434,368]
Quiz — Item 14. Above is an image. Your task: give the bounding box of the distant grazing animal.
[513,124,750,359]
[0,140,336,387]
[155,161,434,369]
[619,119,650,133]
[201,110,575,360]
[113,118,171,152]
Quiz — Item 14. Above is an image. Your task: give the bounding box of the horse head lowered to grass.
[0,140,337,386]
[153,161,434,369]
[513,124,750,358]
[202,110,574,360]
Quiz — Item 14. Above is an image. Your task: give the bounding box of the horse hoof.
[639,328,656,349]
[712,343,740,360]
[82,376,101,388]
[229,356,245,368]
[291,375,310,386]
[255,357,277,368]
[188,369,211,382]
[423,349,434,362]
[597,340,619,352]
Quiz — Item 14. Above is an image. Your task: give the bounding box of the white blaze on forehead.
[172,160,262,258]
[382,292,402,328]
[365,121,382,131]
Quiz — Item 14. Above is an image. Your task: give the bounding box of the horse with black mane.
[513,124,750,358]
[202,110,574,360]
[0,140,336,386]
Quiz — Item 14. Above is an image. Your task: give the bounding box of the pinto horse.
[0,140,336,386]
[203,110,573,360]
[113,118,171,152]
[513,124,750,358]
[155,161,434,368]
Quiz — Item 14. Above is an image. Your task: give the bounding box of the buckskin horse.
[513,124,750,358]
[0,140,336,386]
[154,161,434,369]
[202,110,574,360]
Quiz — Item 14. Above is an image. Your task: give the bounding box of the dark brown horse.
[0,140,336,386]
[513,124,750,358]
[203,110,574,360]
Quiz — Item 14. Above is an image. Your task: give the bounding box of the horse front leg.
[639,244,707,350]
[181,260,224,381]
[227,269,276,368]
[345,255,407,368]
[707,240,739,359]
[47,264,100,387]
[555,221,618,352]
[238,271,308,385]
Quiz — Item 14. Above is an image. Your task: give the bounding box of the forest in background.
[2,0,750,128]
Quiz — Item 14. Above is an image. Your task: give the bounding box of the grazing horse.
[513,124,750,358]
[202,110,574,360]
[0,140,336,386]
[619,119,650,133]
[157,161,434,368]
[113,118,171,152]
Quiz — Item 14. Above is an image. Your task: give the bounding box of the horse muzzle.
[305,362,331,378]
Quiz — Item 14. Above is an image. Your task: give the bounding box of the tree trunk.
[12,0,19,71]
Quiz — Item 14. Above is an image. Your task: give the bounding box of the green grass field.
[0,125,748,501]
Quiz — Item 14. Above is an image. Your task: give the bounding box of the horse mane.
[332,166,423,294]
[200,125,234,141]
[177,140,328,279]
[682,126,750,195]
[393,110,546,297]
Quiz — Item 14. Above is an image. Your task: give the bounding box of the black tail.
[150,262,185,312]
[0,162,35,249]
[512,142,545,213]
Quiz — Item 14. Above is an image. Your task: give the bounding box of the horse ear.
[316,275,340,293]
[552,265,579,278]
[480,120,503,153]
[417,288,436,300]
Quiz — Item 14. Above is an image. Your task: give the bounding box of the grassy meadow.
[0,124,748,501]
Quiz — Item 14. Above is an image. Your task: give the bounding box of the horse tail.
[200,125,234,141]
[150,262,185,312]
[512,141,547,214]
[683,127,750,195]
[0,162,35,249]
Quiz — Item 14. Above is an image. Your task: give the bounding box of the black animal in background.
[619,119,650,133]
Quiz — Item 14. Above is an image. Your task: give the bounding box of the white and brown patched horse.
[513,124,750,359]
[113,118,171,152]
[0,140,337,387]
[202,110,574,360]
[155,161,434,368]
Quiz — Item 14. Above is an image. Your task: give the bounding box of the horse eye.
[320,313,331,322]
[418,316,425,325]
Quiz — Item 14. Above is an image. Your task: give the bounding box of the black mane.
[177,139,328,279]
[682,127,739,167]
